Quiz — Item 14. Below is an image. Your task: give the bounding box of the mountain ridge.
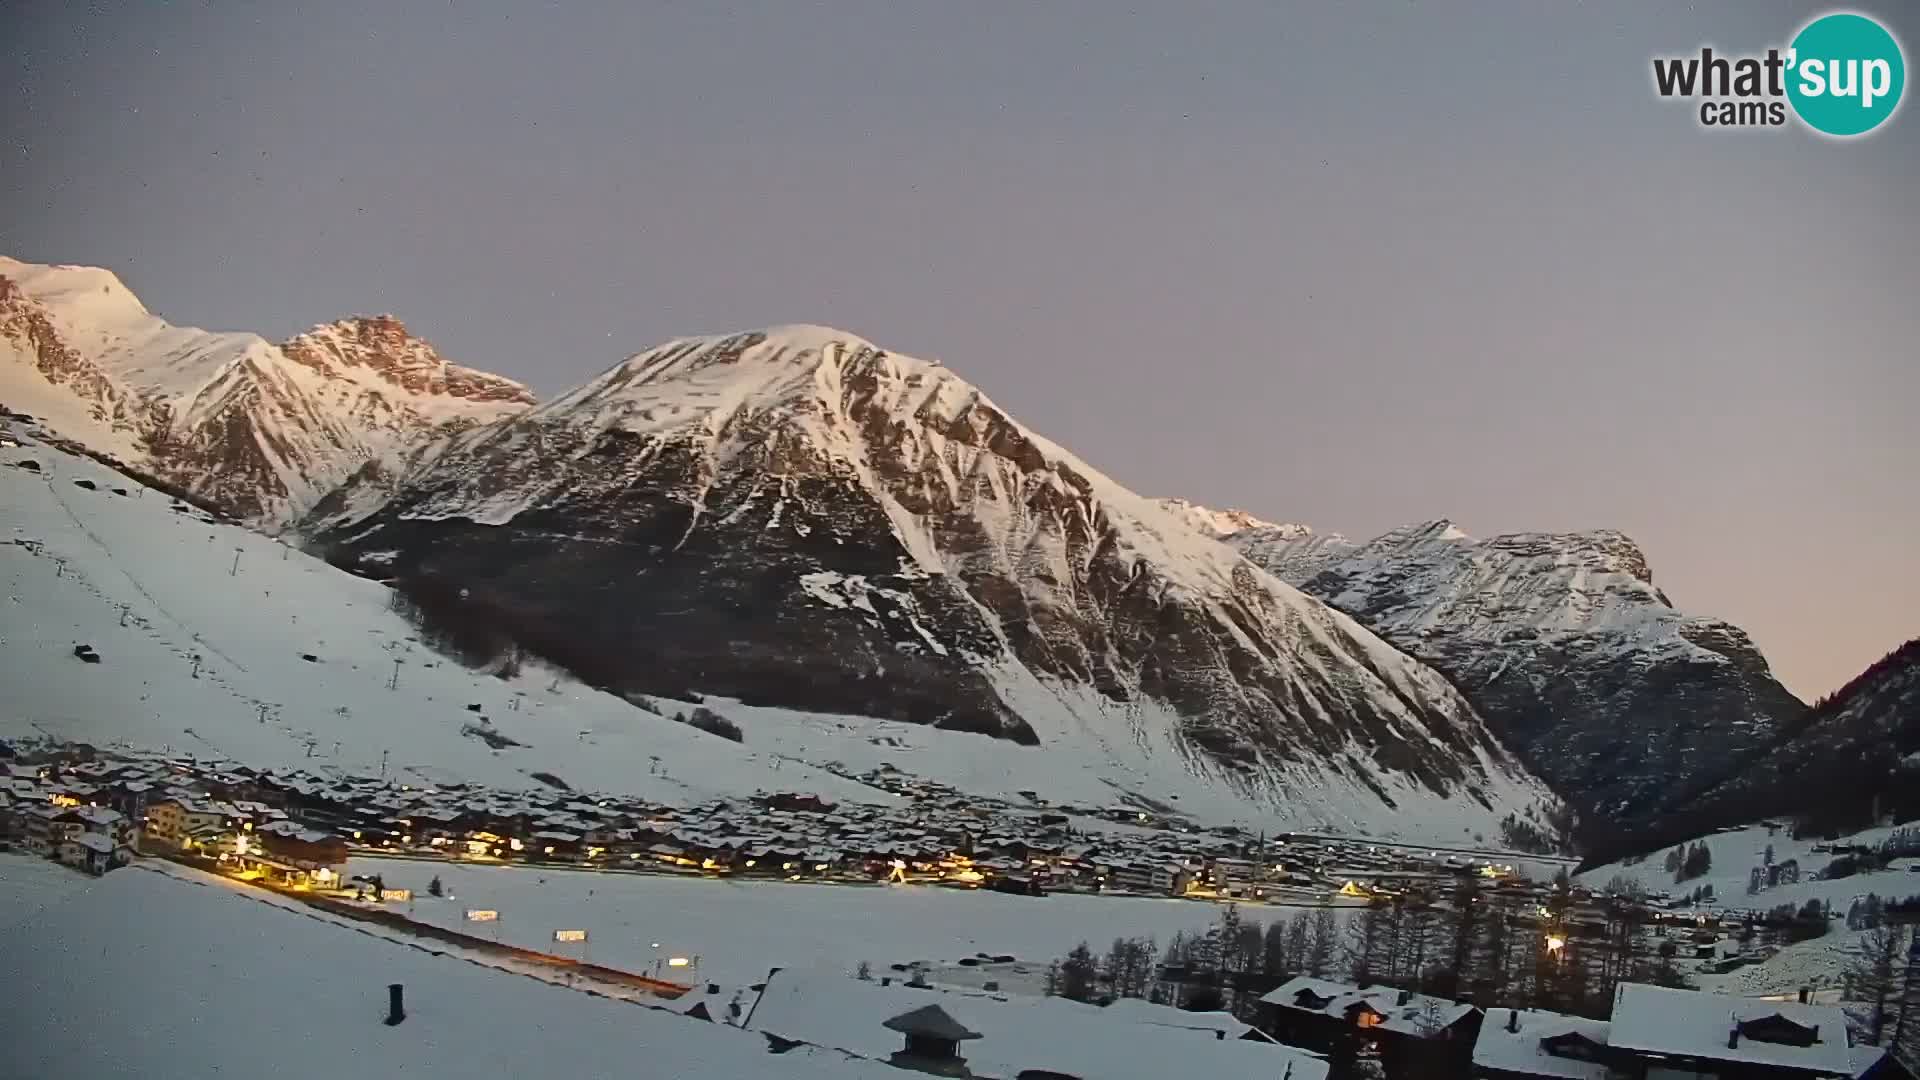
[0,256,535,522]
[295,323,1565,837]
[1179,502,1806,833]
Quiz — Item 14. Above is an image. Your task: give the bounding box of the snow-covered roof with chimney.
[749,968,1328,1080]
[1472,1007,1611,1080]
[1261,976,1478,1038]
[1607,983,1854,1075]
[74,805,124,828]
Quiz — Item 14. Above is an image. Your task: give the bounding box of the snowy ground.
[0,427,896,804]
[348,854,1228,985]
[0,424,1557,846]
[1581,822,1919,1001]
[1579,823,1919,917]
[0,850,99,930]
[0,857,896,1080]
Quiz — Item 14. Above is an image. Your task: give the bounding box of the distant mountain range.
[5,253,1909,850]
[1164,509,1809,833]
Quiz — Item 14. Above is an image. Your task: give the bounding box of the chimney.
[1506,1009,1521,1033]
[1797,987,1810,1004]
[385,983,406,1026]
[1727,1024,1738,1050]
[1397,990,1412,1006]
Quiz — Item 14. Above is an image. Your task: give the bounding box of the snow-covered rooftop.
[748,968,1329,1080]
[1607,983,1854,1076]
[1471,1007,1612,1080]
[1260,975,1478,1038]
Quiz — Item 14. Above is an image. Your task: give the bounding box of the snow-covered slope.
[306,326,1563,840]
[0,860,896,1080]
[4,421,1542,842]
[1184,508,1804,828]
[0,422,888,805]
[0,256,533,522]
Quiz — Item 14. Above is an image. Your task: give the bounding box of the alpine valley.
[5,254,1910,852]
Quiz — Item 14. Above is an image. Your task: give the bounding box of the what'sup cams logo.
[1653,10,1906,137]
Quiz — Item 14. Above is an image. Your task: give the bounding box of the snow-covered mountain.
[5,413,1553,842]
[1185,508,1806,827]
[0,256,533,523]
[1663,639,1920,843]
[304,325,1563,836]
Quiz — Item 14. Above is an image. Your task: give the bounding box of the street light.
[1545,934,1566,953]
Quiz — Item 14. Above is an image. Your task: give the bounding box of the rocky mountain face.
[305,325,1563,832]
[1182,510,1807,831]
[0,257,533,523]
[1660,639,1920,845]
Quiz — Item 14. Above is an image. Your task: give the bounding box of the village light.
[1545,935,1566,953]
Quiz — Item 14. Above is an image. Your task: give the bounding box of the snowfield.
[347,854,1227,986]
[0,857,897,1080]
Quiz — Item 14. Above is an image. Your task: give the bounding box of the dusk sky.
[3,2,1913,700]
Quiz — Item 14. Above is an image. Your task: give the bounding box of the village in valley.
[6,733,1918,1080]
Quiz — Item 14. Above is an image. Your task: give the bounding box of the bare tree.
[1850,924,1909,1045]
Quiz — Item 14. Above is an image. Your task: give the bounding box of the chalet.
[1606,983,1855,1080]
[1260,976,1482,1080]
[530,830,583,860]
[22,805,84,856]
[72,805,133,847]
[1473,1007,1615,1080]
[256,820,348,869]
[1107,861,1193,896]
[144,798,230,845]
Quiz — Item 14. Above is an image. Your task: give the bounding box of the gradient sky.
[3,2,1914,701]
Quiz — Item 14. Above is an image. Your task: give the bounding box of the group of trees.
[1664,841,1713,884]
[1844,922,1912,1048]
[1760,898,1832,943]
[1043,875,1688,1023]
[1044,903,1342,1014]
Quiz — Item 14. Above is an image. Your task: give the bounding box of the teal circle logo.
[1786,12,1906,136]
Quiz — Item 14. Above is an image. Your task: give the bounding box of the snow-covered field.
[0,857,895,1080]
[349,855,1228,985]
[0,850,99,931]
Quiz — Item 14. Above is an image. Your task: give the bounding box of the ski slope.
[0,422,886,804]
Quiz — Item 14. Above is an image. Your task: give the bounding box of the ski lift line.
[40,473,248,674]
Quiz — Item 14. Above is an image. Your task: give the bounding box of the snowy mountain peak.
[0,255,537,522]
[0,256,153,329]
[311,323,1564,839]
[1154,498,1307,540]
[281,315,535,406]
[1220,513,1802,826]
